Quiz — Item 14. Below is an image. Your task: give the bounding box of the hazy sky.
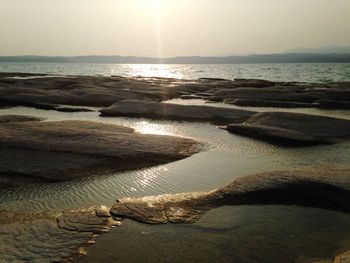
[0,0,349,57]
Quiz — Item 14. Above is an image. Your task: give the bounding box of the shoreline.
[0,72,350,262]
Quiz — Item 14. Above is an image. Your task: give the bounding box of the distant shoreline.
[1,53,350,64]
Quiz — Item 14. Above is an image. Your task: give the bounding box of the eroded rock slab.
[0,206,119,262]
[0,119,201,185]
[110,169,350,224]
[226,112,350,146]
[100,99,255,124]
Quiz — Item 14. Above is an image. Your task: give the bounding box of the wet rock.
[180,95,206,100]
[0,120,201,185]
[227,124,324,146]
[198,77,231,82]
[110,169,350,224]
[100,99,255,124]
[0,115,45,123]
[0,207,118,262]
[195,92,214,97]
[33,103,95,112]
[233,78,276,87]
[213,88,317,103]
[316,99,350,110]
[226,112,350,146]
[1,74,350,110]
[95,205,111,217]
[314,250,350,263]
[0,75,219,108]
[225,98,317,108]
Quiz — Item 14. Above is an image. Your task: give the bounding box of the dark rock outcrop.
[316,99,350,110]
[110,169,350,224]
[100,99,255,124]
[0,115,44,123]
[0,119,201,185]
[226,112,350,146]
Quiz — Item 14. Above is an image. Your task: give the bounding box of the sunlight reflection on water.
[134,120,174,135]
[125,64,184,79]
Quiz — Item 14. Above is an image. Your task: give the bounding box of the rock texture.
[226,112,350,146]
[224,98,317,108]
[0,119,201,186]
[208,81,350,110]
[100,99,255,124]
[0,206,119,262]
[0,115,44,123]
[0,74,228,109]
[1,73,349,110]
[314,250,350,263]
[110,169,350,224]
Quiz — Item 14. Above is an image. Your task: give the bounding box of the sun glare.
[136,121,172,136]
[153,0,163,60]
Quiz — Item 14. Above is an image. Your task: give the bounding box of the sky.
[0,0,349,57]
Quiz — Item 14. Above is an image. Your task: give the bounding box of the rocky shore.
[1,73,350,262]
[110,169,350,224]
[0,116,201,186]
[1,169,350,262]
[1,73,349,110]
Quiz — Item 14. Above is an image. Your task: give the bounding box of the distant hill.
[0,53,350,64]
[285,46,350,54]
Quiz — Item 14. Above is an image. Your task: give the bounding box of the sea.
[0,62,350,83]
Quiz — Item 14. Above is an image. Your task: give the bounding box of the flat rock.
[110,169,350,224]
[0,207,118,262]
[1,74,350,110]
[225,98,317,108]
[213,87,317,103]
[100,99,255,124]
[0,119,201,185]
[226,112,350,146]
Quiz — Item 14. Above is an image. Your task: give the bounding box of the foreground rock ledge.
[0,119,201,186]
[226,112,350,146]
[0,206,119,262]
[110,169,350,224]
[100,99,255,124]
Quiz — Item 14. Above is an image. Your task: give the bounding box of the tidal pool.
[0,104,349,262]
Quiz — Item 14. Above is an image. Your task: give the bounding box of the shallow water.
[0,103,350,262]
[80,206,350,263]
[0,62,350,83]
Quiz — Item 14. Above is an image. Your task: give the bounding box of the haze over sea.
[1,62,349,83]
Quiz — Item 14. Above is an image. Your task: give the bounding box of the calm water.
[0,65,350,262]
[0,62,350,83]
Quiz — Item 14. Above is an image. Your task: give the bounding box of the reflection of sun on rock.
[110,169,350,224]
[0,119,201,187]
